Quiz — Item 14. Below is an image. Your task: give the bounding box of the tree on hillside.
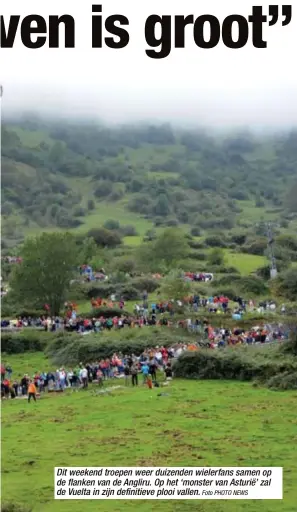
[11,233,79,315]
[87,227,122,248]
[48,141,66,166]
[94,181,113,198]
[139,228,188,272]
[276,268,297,301]
[208,248,226,267]
[154,194,171,216]
[286,183,297,213]
[76,236,97,263]
[87,199,95,211]
[103,219,120,231]
[154,228,188,268]
[143,229,157,242]
[160,269,192,301]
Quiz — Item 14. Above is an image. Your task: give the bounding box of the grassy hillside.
[2,119,297,512]
[2,118,297,315]
[2,119,297,249]
[2,351,297,512]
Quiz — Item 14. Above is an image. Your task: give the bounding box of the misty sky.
[1,0,297,128]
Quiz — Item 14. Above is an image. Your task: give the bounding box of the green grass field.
[223,250,267,275]
[2,353,297,512]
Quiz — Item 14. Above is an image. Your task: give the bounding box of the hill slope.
[2,118,297,247]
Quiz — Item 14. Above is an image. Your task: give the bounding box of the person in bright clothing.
[28,380,37,403]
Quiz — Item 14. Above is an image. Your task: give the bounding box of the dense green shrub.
[204,235,227,248]
[236,276,269,295]
[84,307,130,318]
[103,219,120,231]
[212,288,237,300]
[276,268,297,301]
[1,503,32,512]
[73,207,86,217]
[67,283,89,301]
[94,180,113,198]
[186,252,207,261]
[280,330,297,356]
[211,266,239,274]
[110,257,136,273]
[276,234,297,252]
[230,234,247,246]
[1,307,46,319]
[87,227,122,248]
[243,237,267,255]
[118,285,139,300]
[86,283,118,298]
[1,330,49,354]
[217,275,242,286]
[173,348,297,387]
[208,248,226,266]
[120,225,138,236]
[87,199,95,211]
[166,219,179,227]
[45,332,81,358]
[188,241,205,250]
[130,277,160,293]
[255,265,272,280]
[266,371,297,390]
[190,227,201,237]
[48,328,193,366]
[86,282,140,300]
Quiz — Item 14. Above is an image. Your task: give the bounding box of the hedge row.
[45,328,196,366]
[173,343,297,389]
[1,307,46,319]
[1,330,51,354]
[1,504,32,512]
[85,277,160,301]
[85,307,131,318]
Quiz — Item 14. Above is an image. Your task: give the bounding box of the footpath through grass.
[2,367,297,512]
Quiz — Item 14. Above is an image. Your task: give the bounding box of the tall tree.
[11,233,79,315]
[138,228,189,272]
[160,269,192,301]
[153,228,189,269]
[154,194,171,216]
[287,183,297,213]
[208,248,226,266]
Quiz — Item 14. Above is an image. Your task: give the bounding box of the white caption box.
[55,466,283,499]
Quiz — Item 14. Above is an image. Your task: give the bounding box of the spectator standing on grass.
[72,370,79,387]
[149,360,157,381]
[67,369,74,387]
[147,374,153,389]
[28,380,37,403]
[124,364,130,386]
[5,364,12,379]
[80,367,88,388]
[131,364,138,387]
[164,363,173,381]
[21,374,29,395]
[12,380,19,397]
[59,368,66,390]
[141,363,150,384]
[1,364,6,381]
[2,378,10,398]
[96,369,104,387]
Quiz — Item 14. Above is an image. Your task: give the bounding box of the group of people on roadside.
[1,282,289,334]
[199,323,289,346]
[1,371,37,402]
[1,345,177,401]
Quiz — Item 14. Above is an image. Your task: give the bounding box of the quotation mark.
[268,5,292,26]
